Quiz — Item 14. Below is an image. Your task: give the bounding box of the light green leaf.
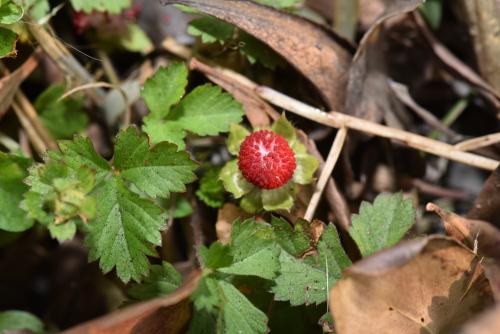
[120,23,153,54]
[196,168,225,208]
[142,118,186,149]
[22,0,50,21]
[141,63,188,119]
[69,0,131,14]
[271,114,296,143]
[219,219,279,279]
[0,27,17,58]
[240,188,262,213]
[86,176,167,283]
[0,153,33,232]
[128,262,182,300]
[0,0,23,24]
[48,220,77,243]
[227,123,250,155]
[35,84,88,139]
[262,182,295,211]
[255,0,301,8]
[0,310,44,334]
[114,127,197,198]
[349,193,415,257]
[187,16,234,44]
[293,153,319,185]
[220,160,253,199]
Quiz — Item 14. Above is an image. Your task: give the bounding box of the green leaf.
[293,153,319,185]
[261,182,295,211]
[272,224,351,306]
[255,0,301,8]
[349,193,415,257]
[69,0,131,14]
[0,310,44,334]
[240,189,262,213]
[239,31,282,70]
[0,153,33,232]
[86,176,167,283]
[271,114,296,144]
[219,219,280,279]
[22,0,50,21]
[165,196,193,219]
[120,23,153,54]
[187,16,234,44]
[220,160,253,199]
[0,0,23,24]
[141,63,188,119]
[227,123,250,155]
[199,242,233,270]
[196,168,225,208]
[35,84,88,139]
[114,127,197,198]
[420,0,443,29]
[0,27,17,58]
[271,216,311,257]
[48,221,77,243]
[128,262,182,300]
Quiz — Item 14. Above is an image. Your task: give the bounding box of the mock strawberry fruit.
[238,130,296,189]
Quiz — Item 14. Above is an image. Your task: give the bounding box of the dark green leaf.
[128,262,182,300]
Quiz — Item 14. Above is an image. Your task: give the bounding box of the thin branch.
[304,127,348,221]
[58,82,115,100]
[255,86,499,171]
[455,133,500,152]
[12,101,47,155]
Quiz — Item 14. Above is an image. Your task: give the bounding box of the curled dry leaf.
[62,270,201,334]
[331,236,493,334]
[459,305,500,334]
[164,0,352,111]
[468,167,500,228]
[426,202,500,259]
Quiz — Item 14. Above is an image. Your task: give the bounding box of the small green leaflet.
[0,0,23,24]
[0,310,44,334]
[128,262,182,300]
[196,168,225,208]
[45,127,197,282]
[34,84,88,139]
[0,27,17,58]
[69,0,131,14]
[199,242,233,270]
[119,23,153,55]
[0,153,33,232]
[349,193,415,257]
[142,63,244,149]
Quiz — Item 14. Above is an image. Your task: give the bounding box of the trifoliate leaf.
[0,27,17,58]
[69,0,131,14]
[143,66,244,149]
[349,193,415,257]
[34,84,88,139]
[0,310,44,334]
[227,123,250,155]
[196,168,225,208]
[199,242,232,270]
[141,63,188,119]
[0,153,33,232]
[187,16,234,44]
[261,182,295,211]
[114,127,197,198]
[272,224,350,306]
[128,262,182,300]
[220,160,253,199]
[120,23,153,54]
[0,0,23,24]
[219,219,280,279]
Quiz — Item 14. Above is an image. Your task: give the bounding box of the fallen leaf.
[331,236,493,334]
[426,202,500,258]
[482,259,500,302]
[61,270,201,334]
[164,0,352,111]
[459,305,500,334]
[468,167,500,228]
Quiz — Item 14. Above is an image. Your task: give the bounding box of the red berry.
[238,130,296,189]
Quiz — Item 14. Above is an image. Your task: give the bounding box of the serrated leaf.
[219,219,279,279]
[0,310,44,334]
[349,193,416,257]
[271,216,311,257]
[187,16,234,44]
[114,127,197,198]
[120,23,153,54]
[199,242,232,270]
[196,168,225,208]
[35,84,88,139]
[128,262,182,300]
[86,176,167,283]
[141,63,188,119]
[272,224,350,306]
[0,27,17,58]
[227,123,250,155]
[220,160,253,199]
[48,221,77,243]
[0,153,33,232]
[0,0,23,24]
[262,182,295,211]
[69,0,131,14]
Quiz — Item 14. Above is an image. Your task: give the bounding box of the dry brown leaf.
[426,202,500,258]
[164,0,352,111]
[345,0,423,122]
[468,167,500,228]
[482,258,500,302]
[459,305,500,334]
[0,55,38,119]
[61,270,200,334]
[331,236,493,334]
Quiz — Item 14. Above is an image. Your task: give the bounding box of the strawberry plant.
[1,0,499,333]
